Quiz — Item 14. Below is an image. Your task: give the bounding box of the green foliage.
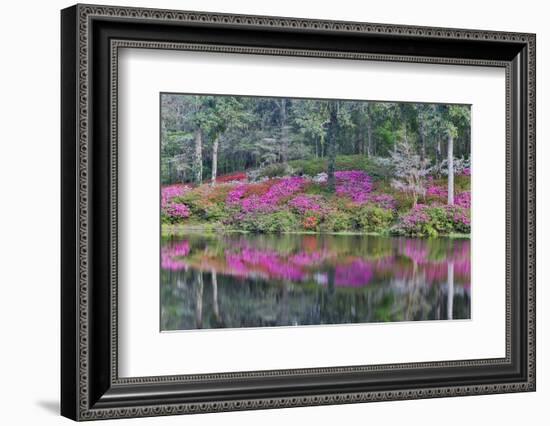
[287,155,393,180]
[176,190,228,222]
[454,174,471,192]
[354,205,394,233]
[425,206,454,235]
[258,163,293,179]
[391,205,470,237]
[323,211,354,232]
[238,211,300,233]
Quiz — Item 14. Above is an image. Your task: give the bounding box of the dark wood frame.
[61,3,536,421]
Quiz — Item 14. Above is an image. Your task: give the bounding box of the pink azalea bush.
[365,193,396,210]
[335,170,373,203]
[288,194,324,214]
[226,184,248,205]
[161,184,189,207]
[455,191,471,209]
[164,203,191,219]
[426,184,447,198]
[161,184,192,222]
[392,204,470,237]
[233,177,305,213]
[161,163,469,236]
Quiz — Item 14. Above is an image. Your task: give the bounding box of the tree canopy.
[160,94,471,185]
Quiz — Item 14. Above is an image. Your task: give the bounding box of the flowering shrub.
[365,193,396,210]
[162,162,469,237]
[391,204,470,237]
[324,211,354,232]
[237,177,305,213]
[302,215,320,231]
[238,210,300,233]
[216,171,247,183]
[161,184,190,208]
[288,194,325,214]
[354,205,394,233]
[455,191,471,209]
[392,205,432,237]
[164,203,191,219]
[426,184,447,198]
[161,185,192,222]
[226,184,247,205]
[335,170,373,203]
[445,205,470,233]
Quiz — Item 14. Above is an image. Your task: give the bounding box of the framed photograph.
[61,4,536,421]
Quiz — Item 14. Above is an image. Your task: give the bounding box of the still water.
[160,233,470,331]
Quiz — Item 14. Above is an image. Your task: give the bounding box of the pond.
[160,233,470,331]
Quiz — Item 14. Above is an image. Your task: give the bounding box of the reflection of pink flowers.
[400,239,429,264]
[226,248,305,281]
[335,260,373,287]
[163,236,470,292]
[161,240,190,270]
[289,250,330,266]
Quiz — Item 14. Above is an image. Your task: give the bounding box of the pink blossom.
[164,203,191,219]
[455,191,471,209]
[161,184,189,207]
[335,170,373,203]
[226,184,248,205]
[288,194,324,214]
[240,177,305,212]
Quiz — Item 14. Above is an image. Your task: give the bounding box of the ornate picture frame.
[61,4,535,421]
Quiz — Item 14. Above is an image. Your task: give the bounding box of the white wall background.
[0,0,546,424]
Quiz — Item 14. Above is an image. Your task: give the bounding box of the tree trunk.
[327,102,338,191]
[419,120,426,161]
[210,136,219,187]
[314,136,319,158]
[193,128,203,185]
[367,104,373,157]
[280,99,288,163]
[447,132,454,205]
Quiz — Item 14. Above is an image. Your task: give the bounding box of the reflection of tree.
[195,272,203,329]
[447,262,454,320]
[211,269,220,323]
[160,234,471,330]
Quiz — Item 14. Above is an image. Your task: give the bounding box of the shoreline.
[161,223,471,239]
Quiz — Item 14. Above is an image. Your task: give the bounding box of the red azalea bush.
[215,171,247,183]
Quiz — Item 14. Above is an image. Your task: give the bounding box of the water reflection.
[160,233,470,330]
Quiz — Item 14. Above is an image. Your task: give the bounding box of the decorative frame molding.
[61,4,535,421]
